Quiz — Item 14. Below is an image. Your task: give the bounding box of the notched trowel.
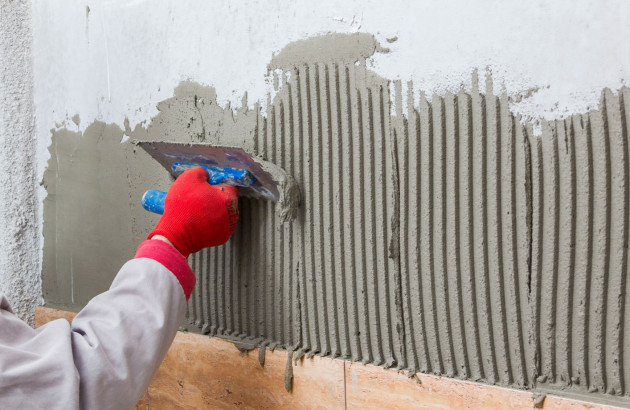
[137,141,300,222]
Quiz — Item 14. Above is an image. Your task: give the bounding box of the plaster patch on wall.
[268,32,388,69]
[43,123,143,305]
[42,33,630,405]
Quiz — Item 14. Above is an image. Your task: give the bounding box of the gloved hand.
[148,167,239,257]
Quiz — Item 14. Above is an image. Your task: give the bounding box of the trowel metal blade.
[137,141,279,201]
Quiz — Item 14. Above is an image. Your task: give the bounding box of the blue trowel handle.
[141,164,257,215]
[172,163,257,186]
[142,189,167,214]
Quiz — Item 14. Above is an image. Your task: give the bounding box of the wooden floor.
[35,306,621,409]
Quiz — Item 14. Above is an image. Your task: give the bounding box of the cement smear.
[268,32,388,70]
[42,33,630,405]
[43,122,161,305]
[251,157,300,222]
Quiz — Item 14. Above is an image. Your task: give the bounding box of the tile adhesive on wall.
[43,33,630,404]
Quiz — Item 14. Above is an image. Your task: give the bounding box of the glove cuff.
[135,239,195,300]
[148,218,192,258]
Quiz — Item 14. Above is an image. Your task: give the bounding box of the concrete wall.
[0,0,41,324]
[20,0,630,406]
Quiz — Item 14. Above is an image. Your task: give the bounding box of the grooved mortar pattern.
[183,72,630,402]
[42,34,630,404]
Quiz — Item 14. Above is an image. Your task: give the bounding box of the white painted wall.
[0,0,41,323]
[33,0,630,140]
[1,0,628,320]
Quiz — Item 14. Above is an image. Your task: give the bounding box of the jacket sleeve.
[70,239,195,409]
[0,240,194,410]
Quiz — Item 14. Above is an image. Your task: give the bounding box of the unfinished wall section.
[181,37,630,402]
[530,90,630,397]
[42,32,630,406]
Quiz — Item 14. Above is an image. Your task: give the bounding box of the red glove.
[148,168,239,257]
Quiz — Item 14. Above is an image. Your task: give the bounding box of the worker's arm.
[73,168,239,409]
[70,238,192,409]
[0,168,239,410]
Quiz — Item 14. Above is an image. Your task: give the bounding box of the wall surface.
[34,0,630,406]
[0,0,41,324]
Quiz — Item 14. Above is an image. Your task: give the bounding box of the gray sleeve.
[71,257,188,410]
[0,257,187,410]
[0,295,80,409]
